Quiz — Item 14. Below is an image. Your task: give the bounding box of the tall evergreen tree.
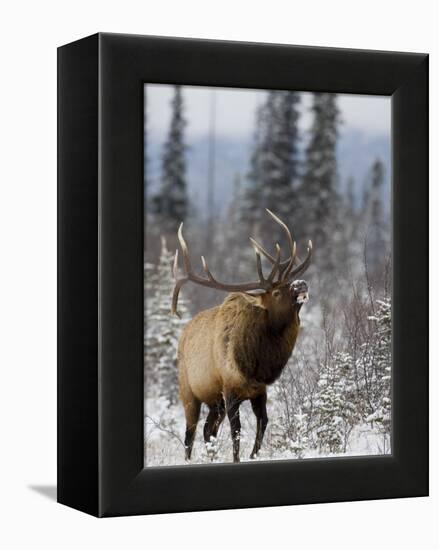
[345,175,359,242]
[361,298,391,438]
[259,92,301,210]
[152,86,189,234]
[240,91,301,242]
[363,158,387,272]
[300,93,340,253]
[238,102,265,231]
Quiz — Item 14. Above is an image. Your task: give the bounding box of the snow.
[144,395,390,467]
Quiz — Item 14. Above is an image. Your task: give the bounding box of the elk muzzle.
[290,280,309,305]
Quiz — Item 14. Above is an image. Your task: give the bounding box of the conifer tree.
[315,351,359,453]
[300,93,340,252]
[152,86,189,234]
[362,298,391,437]
[260,92,300,209]
[315,359,344,453]
[334,351,362,448]
[240,91,301,242]
[145,237,190,405]
[289,410,309,459]
[239,98,269,231]
[363,158,387,272]
[346,175,358,239]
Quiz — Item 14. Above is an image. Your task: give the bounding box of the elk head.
[171,209,313,323]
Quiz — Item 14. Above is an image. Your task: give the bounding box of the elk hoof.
[205,436,218,461]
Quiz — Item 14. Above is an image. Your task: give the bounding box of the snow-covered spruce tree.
[238,101,265,232]
[362,298,391,438]
[289,410,309,459]
[152,86,189,235]
[240,91,301,242]
[315,360,344,454]
[259,92,301,217]
[145,237,190,405]
[314,351,359,454]
[334,351,362,449]
[300,93,340,256]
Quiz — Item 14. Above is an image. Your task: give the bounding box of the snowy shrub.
[288,411,309,459]
[363,298,391,435]
[314,351,362,453]
[145,237,190,405]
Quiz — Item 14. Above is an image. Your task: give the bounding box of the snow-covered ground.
[144,394,391,467]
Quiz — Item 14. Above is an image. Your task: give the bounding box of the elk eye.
[272,289,281,298]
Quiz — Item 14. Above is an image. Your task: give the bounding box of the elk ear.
[241,291,267,309]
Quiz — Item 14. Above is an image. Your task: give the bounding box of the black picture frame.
[58,32,428,517]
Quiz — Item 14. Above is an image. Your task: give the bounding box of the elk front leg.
[250,391,268,459]
[226,393,242,463]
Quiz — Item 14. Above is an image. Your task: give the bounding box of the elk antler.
[288,240,313,279]
[171,211,313,316]
[250,209,312,282]
[249,209,297,280]
[172,224,278,316]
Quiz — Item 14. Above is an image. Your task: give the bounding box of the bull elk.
[172,209,312,463]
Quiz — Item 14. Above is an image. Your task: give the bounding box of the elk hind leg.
[183,397,201,461]
[203,398,226,443]
[250,392,268,459]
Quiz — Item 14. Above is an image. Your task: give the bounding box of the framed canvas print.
[58,33,428,517]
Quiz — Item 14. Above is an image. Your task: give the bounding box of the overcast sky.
[145,84,391,141]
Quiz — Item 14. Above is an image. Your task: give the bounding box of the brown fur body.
[178,291,302,462]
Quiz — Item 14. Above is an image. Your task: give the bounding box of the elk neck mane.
[219,293,300,385]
